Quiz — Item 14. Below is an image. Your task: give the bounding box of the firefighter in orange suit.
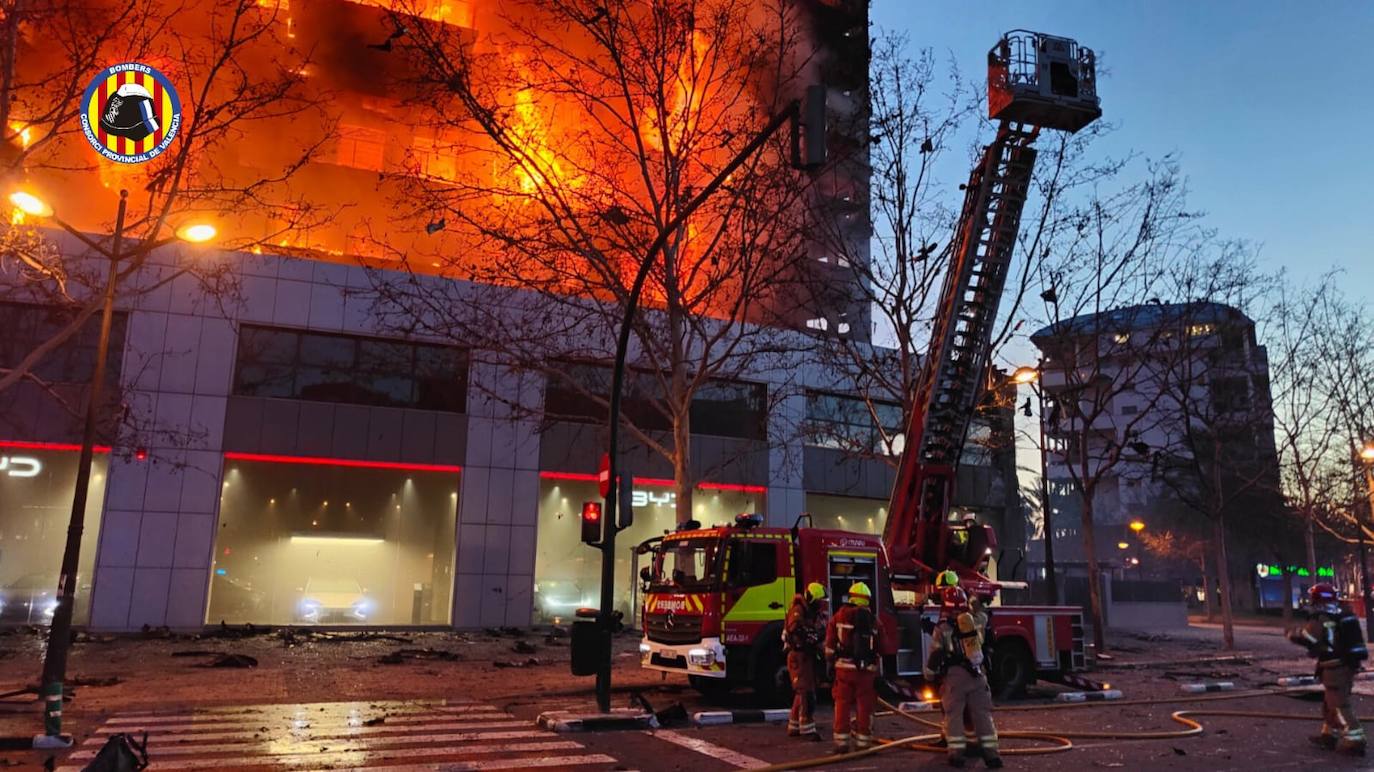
[825,581,878,754]
[1287,582,1367,755]
[784,582,828,740]
[925,586,1002,769]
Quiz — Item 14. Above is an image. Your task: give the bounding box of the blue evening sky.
[872,0,1374,302]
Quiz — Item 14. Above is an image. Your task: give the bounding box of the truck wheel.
[752,647,792,707]
[989,639,1034,699]
[690,675,732,703]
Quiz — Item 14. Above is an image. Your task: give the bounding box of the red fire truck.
[638,30,1102,700]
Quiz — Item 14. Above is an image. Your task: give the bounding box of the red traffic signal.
[581,501,603,545]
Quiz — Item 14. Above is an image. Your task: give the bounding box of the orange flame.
[641,30,711,153]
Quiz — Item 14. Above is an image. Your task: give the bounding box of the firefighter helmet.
[806,582,827,603]
[941,586,969,615]
[847,581,872,607]
[1309,583,1339,608]
[935,570,959,588]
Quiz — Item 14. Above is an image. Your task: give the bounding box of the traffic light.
[581,501,603,545]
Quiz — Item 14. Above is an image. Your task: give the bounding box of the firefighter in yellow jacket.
[784,582,827,740]
[925,585,1002,768]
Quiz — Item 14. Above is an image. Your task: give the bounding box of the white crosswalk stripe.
[60,699,620,771]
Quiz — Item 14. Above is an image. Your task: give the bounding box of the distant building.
[1026,302,1281,608]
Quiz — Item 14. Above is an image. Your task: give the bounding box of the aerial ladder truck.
[637,30,1103,700]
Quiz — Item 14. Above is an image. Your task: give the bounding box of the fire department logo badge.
[79,63,181,164]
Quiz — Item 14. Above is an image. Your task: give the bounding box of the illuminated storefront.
[0,443,106,625]
[207,454,459,625]
[804,493,886,534]
[533,473,764,623]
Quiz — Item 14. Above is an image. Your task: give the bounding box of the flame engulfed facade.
[0,1,1004,637]
[10,0,872,338]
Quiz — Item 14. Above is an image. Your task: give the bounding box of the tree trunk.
[1080,497,1107,654]
[1213,515,1235,650]
[1200,550,1214,621]
[673,416,693,524]
[1281,567,1293,625]
[1305,516,1318,579]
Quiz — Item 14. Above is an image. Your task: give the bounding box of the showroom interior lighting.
[223,451,461,473]
[289,534,386,545]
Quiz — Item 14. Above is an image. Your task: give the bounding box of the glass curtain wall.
[0,447,106,625]
[208,458,458,625]
[534,478,763,623]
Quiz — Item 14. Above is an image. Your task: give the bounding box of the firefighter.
[825,580,878,754]
[785,581,828,740]
[925,586,1002,769]
[1286,582,1367,755]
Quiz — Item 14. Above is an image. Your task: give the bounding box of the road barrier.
[1057,689,1124,702]
[1179,682,1235,693]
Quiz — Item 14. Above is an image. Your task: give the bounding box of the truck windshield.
[650,538,722,591]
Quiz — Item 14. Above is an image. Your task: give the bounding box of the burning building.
[0,0,1019,635]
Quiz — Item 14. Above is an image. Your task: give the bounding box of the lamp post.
[1012,363,1058,605]
[1359,442,1374,640]
[9,189,216,746]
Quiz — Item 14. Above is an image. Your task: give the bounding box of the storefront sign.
[1255,563,1334,579]
[632,490,676,508]
[0,455,41,478]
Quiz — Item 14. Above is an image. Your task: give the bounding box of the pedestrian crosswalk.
[58,699,621,771]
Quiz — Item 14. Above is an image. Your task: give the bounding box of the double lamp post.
[8,188,216,746]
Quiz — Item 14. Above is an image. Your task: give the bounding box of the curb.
[537,710,658,733]
[1180,682,1235,693]
[693,709,791,726]
[1099,654,1251,671]
[1056,689,1124,702]
[894,701,940,713]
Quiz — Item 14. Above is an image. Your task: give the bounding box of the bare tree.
[1027,161,1221,653]
[1138,527,1212,618]
[0,0,333,434]
[367,0,830,521]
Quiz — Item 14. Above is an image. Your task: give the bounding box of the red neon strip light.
[0,440,112,454]
[698,481,769,494]
[538,470,765,494]
[223,452,461,474]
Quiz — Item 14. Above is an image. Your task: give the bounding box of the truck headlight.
[639,642,652,654]
[687,648,713,666]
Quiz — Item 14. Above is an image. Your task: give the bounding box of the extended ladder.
[882,121,1040,580]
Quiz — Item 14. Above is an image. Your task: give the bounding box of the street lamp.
[1129,520,1146,534]
[1012,362,1059,604]
[1358,441,1374,641]
[12,188,217,747]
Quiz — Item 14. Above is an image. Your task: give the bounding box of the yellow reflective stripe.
[829,550,878,559]
[720,576,795,623]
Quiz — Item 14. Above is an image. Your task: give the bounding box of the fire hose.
[747,685,1374,771]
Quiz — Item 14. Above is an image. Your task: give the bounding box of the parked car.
[296,578,373,624]
[0,574,59,625]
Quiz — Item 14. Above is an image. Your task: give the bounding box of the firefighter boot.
[1309,733,1337,750]
[1337,738,1367,757]
[983,751,1005,769]
[945,750,966,768]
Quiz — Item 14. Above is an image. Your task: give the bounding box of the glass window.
[533,478,763,624]
[726,541,779,587]
[690,380,767,440]
[207,459,459,625]
[336,125,387,172]
[232,326,467,412]
[805,392,903,455]
[804,493,885,534]
[0,448,106,625]
[0,302,126,389]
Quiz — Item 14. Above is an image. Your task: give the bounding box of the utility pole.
[590,94,826,713]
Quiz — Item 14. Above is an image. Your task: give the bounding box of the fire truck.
[637,30,1102,700]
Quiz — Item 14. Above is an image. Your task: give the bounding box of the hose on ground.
[748,682,1364,771]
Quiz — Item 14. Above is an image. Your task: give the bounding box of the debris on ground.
[69,676,122,688]
[362,716,386,726]
[492,657,540,668]
[192,653,258,668]
[513,641,538,654]
[376,648,463,665]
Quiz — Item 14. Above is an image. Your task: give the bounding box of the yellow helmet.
[847,581,872,607]
[935,570,959,588]
[806,582,828,602]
